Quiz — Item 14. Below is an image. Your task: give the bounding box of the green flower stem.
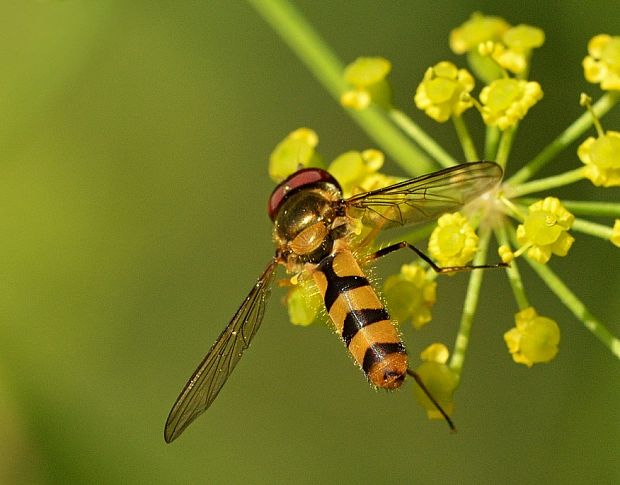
[523,254,620,360]
[484,125,500,161]
[508,167,584,197]
[572,218,613,240]
[495,224,529,310]
[517,199,620,217]
[248,0,435,175]
[495,125,517,169]
[452,115,479,162]
[449,228,491,378]
[388,109,455,169]
[510,92,619,185]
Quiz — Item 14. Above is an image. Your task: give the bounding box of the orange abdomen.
[312,249,407,389]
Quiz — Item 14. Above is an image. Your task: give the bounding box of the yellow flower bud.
[504,307,560,366]
[516,197,575,264]
[611,220,620,247]
[582,34,620,91]
[341,57,392,110]
[414,61,475,122]
[268,128,322,182]
[577,131,620,187]
[286,278,322,326]
[428,212,479,268]
[412,361,458,420]
[450,12,510,54]
[480,79,543,130]
[383,263,436,329]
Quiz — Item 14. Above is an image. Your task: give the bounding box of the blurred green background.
[1,1,619,483]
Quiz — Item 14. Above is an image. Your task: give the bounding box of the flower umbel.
[254,1,620,428]
[504,307,560,366]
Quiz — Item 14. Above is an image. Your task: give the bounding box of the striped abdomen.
[312,250,407,389]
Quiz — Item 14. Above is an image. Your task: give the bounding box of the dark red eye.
[267,168,341,221]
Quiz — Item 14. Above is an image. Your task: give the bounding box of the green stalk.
[388,109,455,169]
[495,125,517,169]
[523,256,620,359]
[517,199,620,217]
[247,0,435,175]
[495,224,529,310]
[452,115,479,162]
[508,167,584,197]
[572,218,613,240]
[505,227,620,359]
[449,228,492,378]
[510,92,619,185]
[484,125,500,161]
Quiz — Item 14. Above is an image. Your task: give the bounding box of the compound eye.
[267,168,340,221]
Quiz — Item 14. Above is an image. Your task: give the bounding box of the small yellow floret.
[414,61,475,122]
[328,149,389,197]
[582,34,620,91]
[515,197,575,264]
[498,244,515,264]
[286,278,322,326]
[611,220,620,247]
[428,212,479,268]
[450,12,510,54]
[412,360,458,420]
[383,263,436,329]
[577,131,620,187]
[268,128,322,182]
[479,78,543,130]
[504,307,560,367]
[341,57,392,110]
[420,343,450,364]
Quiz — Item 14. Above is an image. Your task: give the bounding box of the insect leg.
[366,241,507,273]
[406,369,456,432]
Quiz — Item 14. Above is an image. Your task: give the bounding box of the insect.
[164,161,503,442]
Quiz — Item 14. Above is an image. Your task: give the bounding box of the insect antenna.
[406,368,456,432]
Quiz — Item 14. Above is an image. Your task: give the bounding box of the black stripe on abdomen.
[341,308,390,347]
[317,254,369,312]
[362,342,407,374]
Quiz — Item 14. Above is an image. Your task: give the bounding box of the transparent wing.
[164,259,278,443]
[345,162,502,229]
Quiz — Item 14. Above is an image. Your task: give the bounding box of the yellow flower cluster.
[383,263,436,329]
[583,34,620,91]
[340,57,392,110]
[449,12,510,54]
[412,343,458,419]
[327,149,396,197]
[577,130,620,187]
[515,197,575,264]
[480,78,543,130]
[413,61,475,122]
[268,128,321,182]
[504,307,560,367]
[428,212,479,268]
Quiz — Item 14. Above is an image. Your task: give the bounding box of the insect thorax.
[273,186,347,270]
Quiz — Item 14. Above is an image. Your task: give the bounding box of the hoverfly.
[164,161,503,443]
